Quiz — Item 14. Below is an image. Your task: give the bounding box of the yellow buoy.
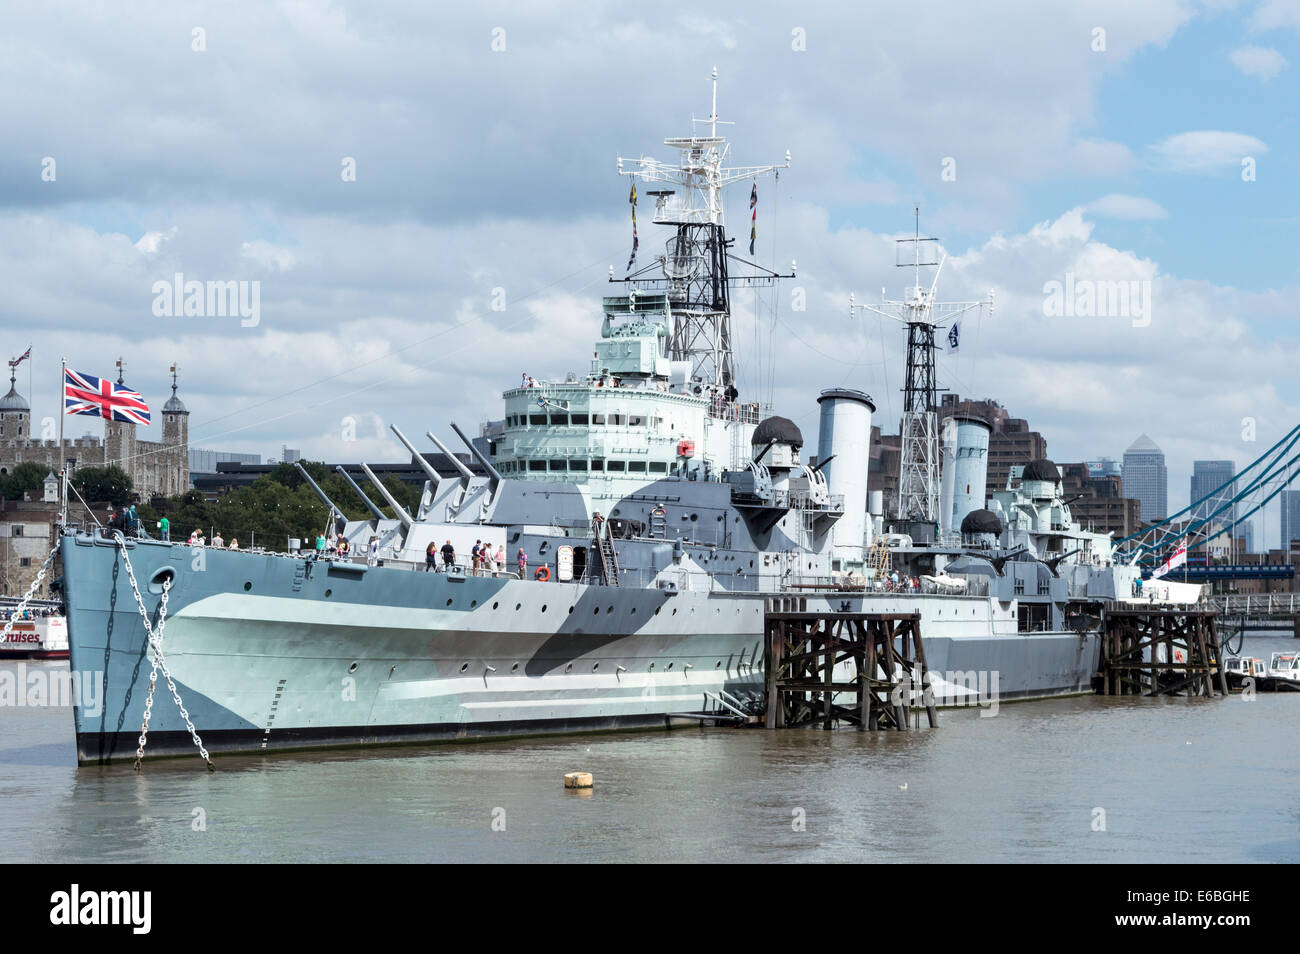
[564,771,593,789]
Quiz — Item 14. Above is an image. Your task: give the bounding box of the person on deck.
[441,539,456,572]
[517,548,528,580]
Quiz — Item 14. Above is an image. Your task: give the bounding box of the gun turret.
[294,463,344,520]
[390,425,445,489]
[334,466,384,521]
[426,432,475,482]
[359,463,413,529]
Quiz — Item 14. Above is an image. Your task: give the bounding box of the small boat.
[1262,652,1300,692]
[1222,656,1267,689]
[0,612,68,660]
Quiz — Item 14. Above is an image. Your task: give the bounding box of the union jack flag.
[64,368,152,425]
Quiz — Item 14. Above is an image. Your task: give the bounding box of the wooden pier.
[763,610,937,730]
[1098,609,1229,697]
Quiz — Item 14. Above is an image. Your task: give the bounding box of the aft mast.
[612,67,792,396]
[852,209,993,526]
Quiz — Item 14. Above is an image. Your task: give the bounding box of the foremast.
[612,67,792,394]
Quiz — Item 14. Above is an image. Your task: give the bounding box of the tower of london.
[0,365,189,500]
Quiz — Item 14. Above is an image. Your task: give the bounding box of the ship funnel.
[816,389,875,566]
[334,465,384,521]
[359,462,413,529]
[949,415,992,532]
[939,418,957,537]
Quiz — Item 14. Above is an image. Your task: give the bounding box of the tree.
[72,466,133,507]
[1,461,53,501]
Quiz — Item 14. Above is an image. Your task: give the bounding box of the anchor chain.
[0,542,60,643]
[112,532,213,771]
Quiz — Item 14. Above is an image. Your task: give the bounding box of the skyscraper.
[1122,434,1167,523]
[1190,460,1236,527]
[1281,490,1300,555]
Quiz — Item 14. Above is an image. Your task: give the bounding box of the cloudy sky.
[2,1,1297,545]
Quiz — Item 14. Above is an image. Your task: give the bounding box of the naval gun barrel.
[359,463,413,529]
[390,425,445,488]
[334,466,384,521]
[450,421,503,484]
[426,431,476,481]
[294,463,344,519]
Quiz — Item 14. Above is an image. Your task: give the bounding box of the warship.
[55,75,1195,765]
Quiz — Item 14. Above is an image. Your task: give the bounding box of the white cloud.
[1229,44,1287,80]
[135,227,177,255]
[240,239,298,272]
[1251,0,1300,32]
[1147,130,1268,173]
[1084,194,1169,220]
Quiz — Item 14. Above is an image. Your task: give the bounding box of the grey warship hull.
[63,533,1099,764]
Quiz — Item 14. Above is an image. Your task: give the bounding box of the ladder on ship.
[866,536,891,581]
[649,505,668,539]
[591,513,621,586]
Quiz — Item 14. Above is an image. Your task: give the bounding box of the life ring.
[1173,649,1185,664]
[535,566,550,582]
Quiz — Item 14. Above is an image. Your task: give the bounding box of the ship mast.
[853,210,993,524]
[613,67,792,391]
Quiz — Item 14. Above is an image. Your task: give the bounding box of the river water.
[1,635,1296,864]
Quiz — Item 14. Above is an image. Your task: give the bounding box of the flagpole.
[58,357,65,522]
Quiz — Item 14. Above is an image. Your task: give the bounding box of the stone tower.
[161,365,190,496]
[0,366,30,441]
[102,359,137,487]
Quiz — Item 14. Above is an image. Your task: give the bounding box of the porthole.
[654,607,661,615]
[672,608,677,616]
[348,661,358,674]
[515,603,521,610]
[511,662,519,672]
[459,663,469,673]
[594,606,600,615]
[568,605,574,614]
[470,600,477,608]
[541,604,547,613]
[446,598,453,607]
[606,606,613,614]
[666,662,674,670]
[243,581,252,591]
[324,588,332,598]
[592,662,599,672]
[565,663,573,673]
[493,601,499,609]
[716,660,722,668]
[649,662,655,671]
[689,513,698,522]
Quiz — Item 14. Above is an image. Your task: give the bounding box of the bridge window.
[528,460,546,472]
[648,461,667,473]
[549,460,567,471]
[607,461,626,472]
[628,415,644,426]
[569,460,588,472]
[570,413,589,425]
[609,413,625,425]
[529,414,547,426]
[590,459,604,471]
[628,461,646,473]
[549,413,568,425]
